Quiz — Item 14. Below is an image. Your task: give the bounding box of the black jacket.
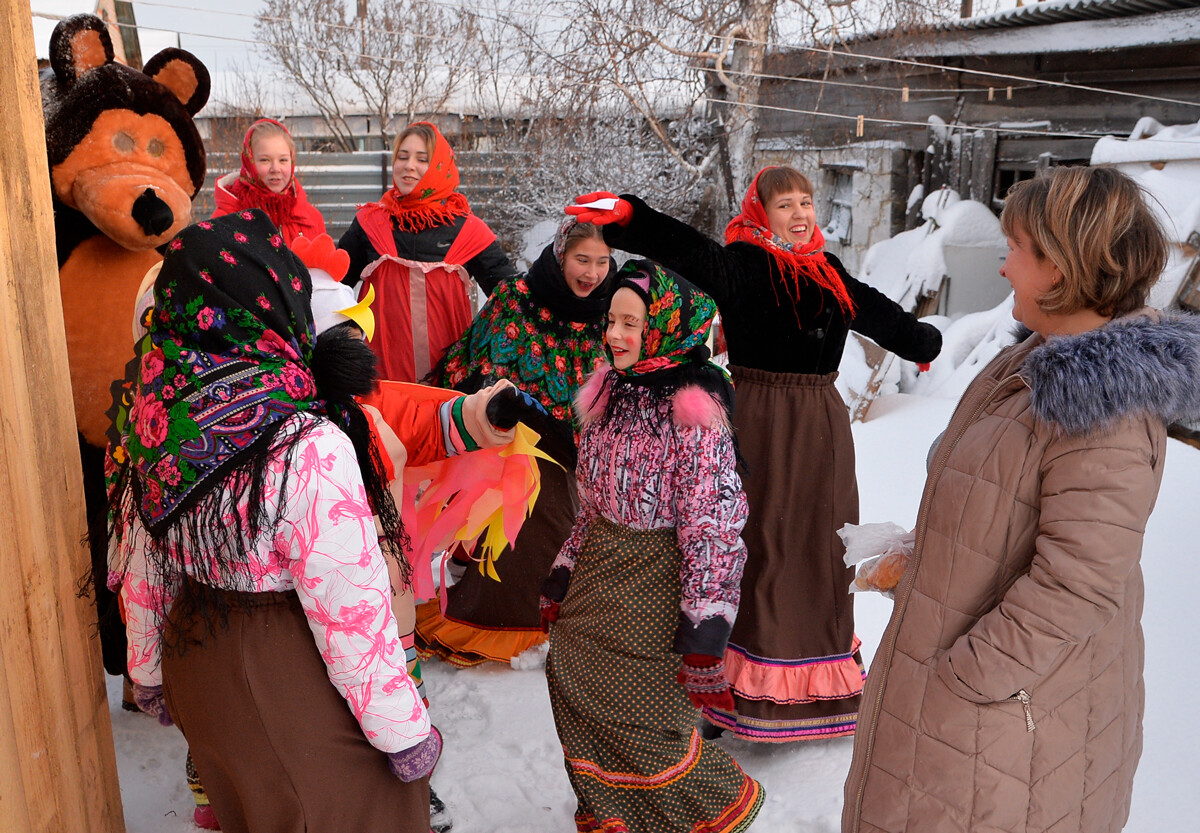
[339,212,518,296]
[603,195,942,374]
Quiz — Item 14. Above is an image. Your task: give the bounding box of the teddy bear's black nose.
[132,188,174,236]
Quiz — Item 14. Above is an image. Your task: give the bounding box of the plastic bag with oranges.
[838,522,915,600]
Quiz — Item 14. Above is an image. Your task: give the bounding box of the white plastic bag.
[838,522,915,599]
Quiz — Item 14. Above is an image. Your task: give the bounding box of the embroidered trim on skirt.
[546,517,763,832]
[702,366,865,742]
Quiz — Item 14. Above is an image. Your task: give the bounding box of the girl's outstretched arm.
[573,193,746,306]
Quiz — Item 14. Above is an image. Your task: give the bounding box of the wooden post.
[0,2,126,831]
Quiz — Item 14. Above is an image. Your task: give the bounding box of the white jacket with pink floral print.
[120,413,429,753]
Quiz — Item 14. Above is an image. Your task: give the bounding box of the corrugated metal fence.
[194,151,526,242]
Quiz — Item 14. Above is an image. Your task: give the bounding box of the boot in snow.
[430,787,452,832]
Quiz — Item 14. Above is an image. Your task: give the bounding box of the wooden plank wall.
[760,39,1200,151]
[192,149,539,242]
[0,2,126,830]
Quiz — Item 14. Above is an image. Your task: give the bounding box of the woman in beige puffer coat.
[843,166,1200,833]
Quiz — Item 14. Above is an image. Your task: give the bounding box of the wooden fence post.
[0,2,126,831]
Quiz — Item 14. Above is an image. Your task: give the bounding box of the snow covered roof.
[938,0,1200,32]
[910,6,1200,56]
[791,0,1200,57]
[1092,117,1200,165]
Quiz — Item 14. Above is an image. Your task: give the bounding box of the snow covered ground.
[109,389,1200,832]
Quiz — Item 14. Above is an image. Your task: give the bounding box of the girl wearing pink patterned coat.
[110,210,439,833]
[540,261,763,832]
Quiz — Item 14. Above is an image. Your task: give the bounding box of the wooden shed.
[756,0,1200,271]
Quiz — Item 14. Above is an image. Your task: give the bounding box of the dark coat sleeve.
[465,239,518,296]
[600,195,746,307]
[836,255,942,363]
[338,219,378,290]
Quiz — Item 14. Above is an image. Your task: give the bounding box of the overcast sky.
[31,0,1024,67]
[31,0,268,71]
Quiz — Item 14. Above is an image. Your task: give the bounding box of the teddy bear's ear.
[49,14,114,87]
[143,49,211,116]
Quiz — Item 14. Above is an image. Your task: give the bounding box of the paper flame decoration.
[363,381,559,603]
[402,421,555,603]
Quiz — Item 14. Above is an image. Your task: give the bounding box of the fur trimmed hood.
[574,365,730,430]
[1024,310,1200,435]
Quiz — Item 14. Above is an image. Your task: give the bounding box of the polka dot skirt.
[546,518,763,832]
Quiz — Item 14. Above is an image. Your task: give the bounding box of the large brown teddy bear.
[41,13,209,675]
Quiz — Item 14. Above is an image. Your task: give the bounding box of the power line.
[700,97,1110,141]
[784,42,1200,110]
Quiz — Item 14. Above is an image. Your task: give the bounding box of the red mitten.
[677,654,735,712]
[566,191,633,226]
[539,596,561,633]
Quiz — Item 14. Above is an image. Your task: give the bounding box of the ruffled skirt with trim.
[711,367,865,742]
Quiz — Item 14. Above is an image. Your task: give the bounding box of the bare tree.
[512,0,961,224]
[245,0,967,229]
[462,0,544,120]
[204,58,277,155]
[481,115,709,249]
[255,0,476,151]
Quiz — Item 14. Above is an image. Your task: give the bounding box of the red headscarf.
[378,122,471,233]
[724,167,855,316]
[219,118,325,244]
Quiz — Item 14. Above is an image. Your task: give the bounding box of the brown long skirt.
[416,457,577,666]
[701,366,865,742]
[162,588,430,833]
[546,519,763,832]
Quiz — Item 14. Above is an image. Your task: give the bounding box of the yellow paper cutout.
[337,284,377,342]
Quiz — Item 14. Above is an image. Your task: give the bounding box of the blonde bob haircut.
[1000,166,1167,319]
[392,122,438,164]
[756,166,815,203]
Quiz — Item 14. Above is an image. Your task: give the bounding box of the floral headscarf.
[126,209,317,533]
[108,210,409,641]
[591,260,734,431]
[609,260,719,379]
[725,167,855,316]
[551,215,579,266]
[378,122,472,233]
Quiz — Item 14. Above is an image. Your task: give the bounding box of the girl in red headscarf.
[566,167,942,745]
[212,118,326,245]
[339,122,517,383]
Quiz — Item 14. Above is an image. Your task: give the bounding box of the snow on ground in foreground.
[110,393,1200,831]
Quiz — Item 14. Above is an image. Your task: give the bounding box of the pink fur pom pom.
[575,370,728,430]
[574,365,612,426]
[671,386,728,430]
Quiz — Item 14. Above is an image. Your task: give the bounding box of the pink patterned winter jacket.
[120,414,430,753]
[548,367,749,656]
